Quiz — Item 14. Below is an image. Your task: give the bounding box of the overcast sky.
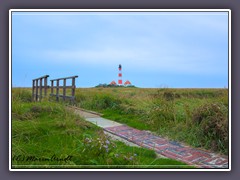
[11,11,229,88]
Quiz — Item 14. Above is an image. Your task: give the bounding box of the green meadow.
[12,88,193,169]
[74,87,229,155]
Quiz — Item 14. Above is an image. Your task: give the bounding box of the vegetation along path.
[69,106,228,169]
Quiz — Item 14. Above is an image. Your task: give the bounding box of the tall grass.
[74,88,229,155]
[12,88,191,168]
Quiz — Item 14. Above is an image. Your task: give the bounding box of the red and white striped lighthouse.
[118,64,122,85]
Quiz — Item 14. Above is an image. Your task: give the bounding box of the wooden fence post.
[44,76,48,97]
[72,77,76,102]
[40,78,43,101]
[36,79,39,101]
[51,80,53,95]
[63,79,66,101]
[32,80,35,101]
[56,80,59,101]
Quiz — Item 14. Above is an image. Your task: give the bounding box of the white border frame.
[9,9,231,171]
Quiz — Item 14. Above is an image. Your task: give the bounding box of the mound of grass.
[192,102,228,154]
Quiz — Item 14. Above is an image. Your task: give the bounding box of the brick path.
[104,125,229,169]
[70,107,229,169]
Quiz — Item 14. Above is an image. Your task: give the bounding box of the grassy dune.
[11,88,191,169]
[74,87,229,155]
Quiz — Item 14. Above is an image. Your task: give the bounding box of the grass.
[74,87,229,155]
[12,88,192,169]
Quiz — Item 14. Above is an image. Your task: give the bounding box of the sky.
[11,11,229,88]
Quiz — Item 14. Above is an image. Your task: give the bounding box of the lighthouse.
[118,64,122,85]
[109,64,134,87]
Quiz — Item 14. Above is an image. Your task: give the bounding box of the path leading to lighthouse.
[68,107,229,169]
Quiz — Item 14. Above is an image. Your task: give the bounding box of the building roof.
[124,80,131,85]
[110,81,117,85]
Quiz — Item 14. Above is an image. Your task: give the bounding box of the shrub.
[154,89,180,101]
[163,91,175,101]
[192,102,228,153]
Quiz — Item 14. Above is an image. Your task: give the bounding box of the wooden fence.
[50,75,78,102]
[32,75,49,101]
[32,75,78,103]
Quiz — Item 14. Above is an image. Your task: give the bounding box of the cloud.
[37,43,226,75]
[41,47,149,65]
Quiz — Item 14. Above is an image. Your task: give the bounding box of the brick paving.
[72,107,229,169]
[104,125,229,169]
